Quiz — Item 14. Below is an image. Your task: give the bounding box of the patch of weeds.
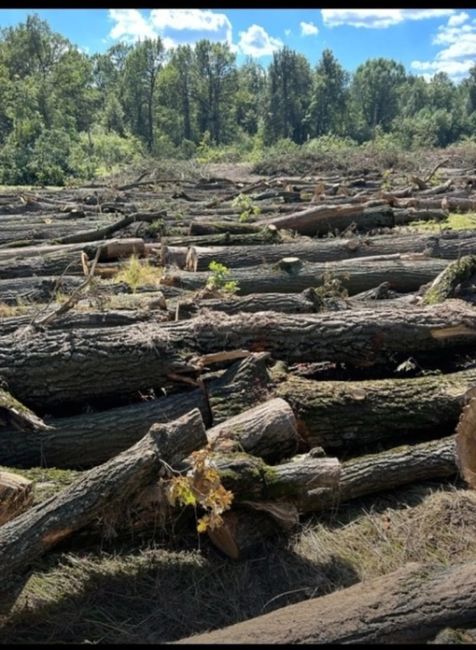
[231,194,261,223]
[114,255,163,293]
[315,268,349,299]
[206,261,239,295]
[406,212,476,233]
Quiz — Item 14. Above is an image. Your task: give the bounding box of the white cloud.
[238,24,283,57]
[322,9,454,29]
[108,8,233,48]
[448,12,469,27]
[411,12,476,81]
[150,9,233,45]
[108,9,157,42]
[300,21,319,37]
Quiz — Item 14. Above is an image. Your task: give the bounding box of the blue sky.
[0,8,475,81]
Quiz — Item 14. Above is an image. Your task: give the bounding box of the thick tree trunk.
[162,255,450,296]
[189,221,262,236]
[207,398,298,462]
[0,275,85,304]
[0,354,271,469]
[176,560,476,644]
[185,229,476,272]
[300,436,456,513]
[0,409,206,600]
[275,367,476,451]
[164,230,283,248]
[54,211,166,245]
[0,238,145,262]
[1,301,475,411]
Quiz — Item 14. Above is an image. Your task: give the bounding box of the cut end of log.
[0,471,34,526]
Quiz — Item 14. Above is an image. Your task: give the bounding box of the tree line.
[1,14,475,184]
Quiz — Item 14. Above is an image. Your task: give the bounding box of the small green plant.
[232,193,261,223]
[166,445,234,533]
[381,168,392,191]
[206,261,239,294]
[114,255,162,293]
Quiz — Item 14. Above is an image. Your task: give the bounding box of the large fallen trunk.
[0,354,271,468]
[189,221,262,236]
[176,560,476,644]
[163,229,283,248]
[185,229,476,272]
[53,211,166,245]
[0,238,145,262]
[0,275,85,305]
[275,367,476,451]
[1,301,475,411]
[162,255,450,296]
[257,202,394,236]
[0,409,207,598]
[300,436,456,513]
[422,255,476,305]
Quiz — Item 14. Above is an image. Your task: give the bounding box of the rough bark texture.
[2,301,475,411]
[0,354,270,469]
[162,255,450,296]
[0,275,84,304]
[207,398,299,462]
[300,436,456,513]
[176,560,476,644]
[0,409,206,596]
[275,367,476,451]
[423,255,476,305]
[189,221,262,236]
[185,230,476,272]
[257,203,394,236]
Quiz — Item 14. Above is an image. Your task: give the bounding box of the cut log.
[0,409,207,600]
[1,300,475,411]
[275,367,476,451]
[212,451,341,501]
[184,230,476,272]
[422,255,476,305]
[0,238,145,262]
[0,472,33,526]
[257,202,393,236]
[0,354,271,469]
[53,211,166,245]
[176,559,476,644]
[0,387,50,432]
[207,398,299,462]
[189,221,262,236]
[0,275,85,305]
[175,289,321,319]
[300,436,456,513]
[162,256,450,296]
[165,230,283,248]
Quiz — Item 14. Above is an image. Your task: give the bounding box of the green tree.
[306,49,348,137]
[264,47,312,144]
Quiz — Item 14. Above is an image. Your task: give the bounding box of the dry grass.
[2,478,476,644]
[113,255,163,293]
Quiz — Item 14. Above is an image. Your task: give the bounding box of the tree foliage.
[0,13,474,185]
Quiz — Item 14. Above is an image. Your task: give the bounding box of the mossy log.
[162,255,450,296]
[1,301,476,411]
[0,354,271,469]
[422,255,476,305]
[0,409,207,605]
[275,367,476,451]
[176,560,476,644]
[299,436,456,514]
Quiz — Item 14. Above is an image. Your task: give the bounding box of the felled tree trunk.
[2,301,476,411]
[54,211,166,245]
[207,398,299,462]
[176,560,476,644]
[299,436,456,514]
[0,275,85,305]
[185,229,476,272]
[257,202,394,236]
[189,221,262,236]
[0,409,207,603]
[0,354,271,469]
[275,367,476,451]
[162,255,450,296]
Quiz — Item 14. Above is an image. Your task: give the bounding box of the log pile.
[0,158,476,636]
